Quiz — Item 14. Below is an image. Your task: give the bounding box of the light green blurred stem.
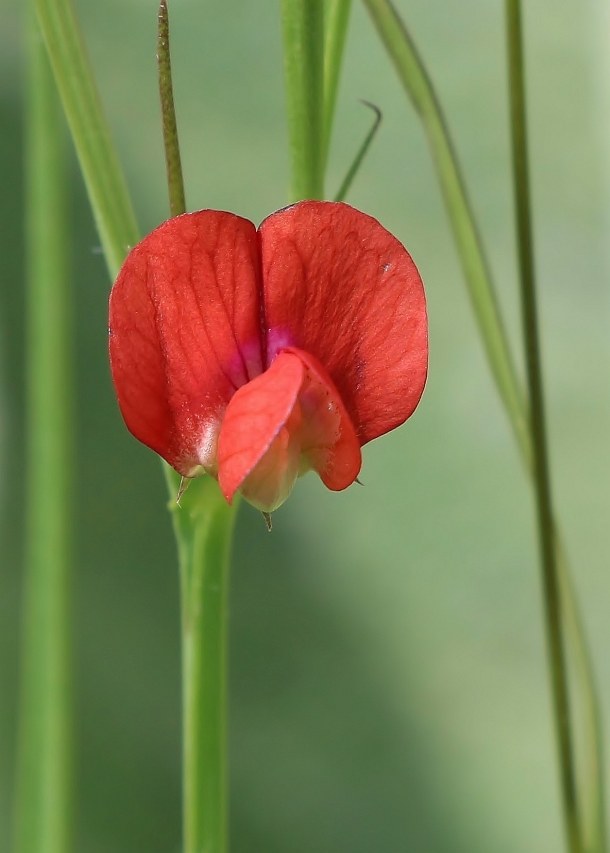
[322,0,352,169]
[362,1,604,849]
[281,0,325,199]
[505,3,581,850]
[14,12,73,853]
[36,3,239,852]
[35,0,139,276]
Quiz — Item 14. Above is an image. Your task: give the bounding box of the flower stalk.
[157,5,236,850]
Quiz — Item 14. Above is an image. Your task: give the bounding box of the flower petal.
[217,352,305,509]
[217,349,361,511]
[259,201,428,444]
[109,211,264,476]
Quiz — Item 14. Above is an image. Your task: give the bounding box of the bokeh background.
[2,1,609,850]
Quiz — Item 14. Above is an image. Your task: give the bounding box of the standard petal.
[217,349,361,511]
[109,210,264,476]
[259,201,428,444]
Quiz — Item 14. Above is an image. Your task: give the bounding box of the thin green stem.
[14,11,73,853]
[505,5,581,850]
[35,0,139,277]
[158,0,186,217]
[322,0,352,170]
[172,480,237,853]
[363,2,605,850]
[333,100,382,202]
[280,0,325,200]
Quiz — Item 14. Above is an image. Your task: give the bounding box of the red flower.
[109,201,427,512]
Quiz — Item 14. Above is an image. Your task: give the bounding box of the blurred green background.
[1,1,609,850]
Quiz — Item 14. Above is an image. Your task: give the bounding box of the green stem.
[172,480,237,853]
[36,3,239,852]
[14,11,73,853]
[505,5,581,850]
[158,0,186,217]
[280,0,325,200]
[322,0,352,170]
[157,5,235,850]
[363,2,605,850]
[35,0,139,277]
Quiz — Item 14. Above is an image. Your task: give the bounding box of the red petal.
[109,211,264,475]
[259,201,428,444]
[217,352,305,507]
[282,347,361,492]
[217,350,361,510]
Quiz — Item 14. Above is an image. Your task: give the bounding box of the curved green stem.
[505,3,581,849]
[362,2,605,850]
[333,100,382,202]
[14,11,73,853]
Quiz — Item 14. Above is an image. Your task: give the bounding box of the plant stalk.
[14,11,73,853]
[505,4,581,849]
[172,481,237,853]
[280,0,325,200]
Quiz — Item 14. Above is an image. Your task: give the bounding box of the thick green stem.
[363,2,604,849]
[505,5,581,850]
[280,0,325,200]
[172,480,237,853]
[14,12,73,853]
